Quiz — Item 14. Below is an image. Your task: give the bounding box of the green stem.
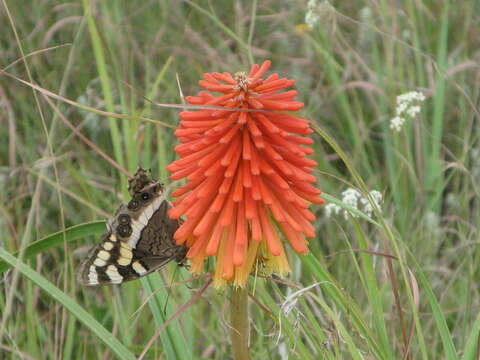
[230,287,250,360]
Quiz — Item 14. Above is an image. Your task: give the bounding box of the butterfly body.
[77,169,187,286]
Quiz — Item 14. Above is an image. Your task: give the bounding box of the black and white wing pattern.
[77,169,187,286]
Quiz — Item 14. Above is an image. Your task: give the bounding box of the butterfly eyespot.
[141,192,150,201]
[118,214,130,225]
[117,224,132,237]
[127,200,140,210]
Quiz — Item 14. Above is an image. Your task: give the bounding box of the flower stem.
[230,286,250,360]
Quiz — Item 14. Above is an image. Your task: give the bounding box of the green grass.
[0,0,479,359]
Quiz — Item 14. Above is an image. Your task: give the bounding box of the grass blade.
[0,221,106,274]
[0,247,136,360]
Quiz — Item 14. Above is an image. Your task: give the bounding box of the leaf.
[0,221,106,274]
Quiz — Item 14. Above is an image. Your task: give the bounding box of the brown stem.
[230,286,250,360]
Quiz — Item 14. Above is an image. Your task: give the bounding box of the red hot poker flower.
[167,60,324,287]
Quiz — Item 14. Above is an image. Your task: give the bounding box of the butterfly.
[77,168,188,286]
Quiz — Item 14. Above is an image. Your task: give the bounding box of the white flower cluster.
[305,0,321,28]
[305,0,335,29]
[390,91,426,132]
[325,188,383,219]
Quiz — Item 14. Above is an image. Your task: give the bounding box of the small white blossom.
[341,188,361,219]
[325,188,383,219]
[390,91,425,132]
[407,105,421,117]
[324,203,341,218]
[360,190,383,217]
[305,0,335,30]
[390,116,405,132]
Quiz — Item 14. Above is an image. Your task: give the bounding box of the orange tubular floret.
[265,171,290,190]
[224,150,242,178]
[257,177,273,204]
[248,64,260,76]
[279,221,308,254]
[258,156,275,176]
[222,219,236,279]
[169,143,217,168]
[238,111,248,124]
[193,209,218,237]
[174,218,201,244]
[253,78,294,92]
[171,180,202,197]
[212,72,236,84]
[175,127,209,137]
[181,119,223,128]
[253,134,266,147]
[180,110,219,121]
[203,73,219,83]
[219,192,236,227]
[187,232,210,259]
[204,161,223,177]
[232,164,244,202]
[197,146,227,168]
[251,217,262,242]
[242,161,252,187]
[246,116,262,136]
[196,175,223,198]
[219,176,234,195]
[250,175,262,200]
[249,145,261,175]
[258,205,281,256]
[204,93,238,105]
[242,131,252,160]
[208,193,226,213]
[198,81,233,93]
[244,189,257,219]
[185,196,216,219]
[233,203,247,266]
[219,124,241,144]
[210,113,238,133]
[257,90,297,101]
[205,225,225,255]
[221,136,241,166]
[170,163,199,180]
[251,60,271,80]
[254,113,280,134]
[257,99,304,111]
[247,98,264,109]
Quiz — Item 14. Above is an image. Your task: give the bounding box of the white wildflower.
[325,188,383,219]
[360,190,383,217]
[407,105,421,117]
[305,0,321,28]
[305,0,335,30]
[324,203,341,218]
[390,116,405,132]
[390,90,425,132]
[341,188,361,219]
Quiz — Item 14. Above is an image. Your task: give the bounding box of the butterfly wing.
[77,171,187,287]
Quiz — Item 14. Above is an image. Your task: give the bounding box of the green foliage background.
[0,0,479,359]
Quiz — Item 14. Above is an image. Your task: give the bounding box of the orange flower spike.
[167,60,324,287]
